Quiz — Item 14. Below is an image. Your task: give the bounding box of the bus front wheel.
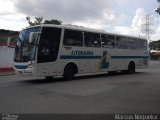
[128,62,135,74]
[63,64,76,80]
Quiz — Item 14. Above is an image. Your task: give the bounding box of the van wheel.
[63,65,75,80]
[128,62,135,74]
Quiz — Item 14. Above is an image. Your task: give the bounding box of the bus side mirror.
[29,32,41,44]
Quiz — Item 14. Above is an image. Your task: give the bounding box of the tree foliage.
[0,29,19,42]
[149,40,160,50]
[44,19,62,25]
[26,16,62,27]
[26,16,43,26]
[155,0,160,15]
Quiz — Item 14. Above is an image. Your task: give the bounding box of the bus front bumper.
[14,67,35,76]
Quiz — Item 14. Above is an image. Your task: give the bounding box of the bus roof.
[32,24,147,40]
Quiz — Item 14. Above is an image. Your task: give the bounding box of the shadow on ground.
[18,71,147,85]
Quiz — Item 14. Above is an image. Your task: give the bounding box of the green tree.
[26,16,62,27]
[44,19,62,25]
[149,40,160,50]
[26,16,43,27]
[155,0,160,15]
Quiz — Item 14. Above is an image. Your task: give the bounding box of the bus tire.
[128,62,135,74]
[63,64,77,80]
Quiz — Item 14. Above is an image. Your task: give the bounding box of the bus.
[13,24,149,80]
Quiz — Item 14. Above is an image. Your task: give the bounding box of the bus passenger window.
[101,35,115,48]
[63,29,83,46]
[84,32,101,47]
[128,38,137,49]
[116,36,128,49]
[138,39,147,50]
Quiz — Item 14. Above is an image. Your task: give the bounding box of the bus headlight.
[28,63,35,68]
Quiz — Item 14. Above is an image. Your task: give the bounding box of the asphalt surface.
[0,60,160,114]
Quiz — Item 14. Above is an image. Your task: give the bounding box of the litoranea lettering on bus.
[71,50,93,56]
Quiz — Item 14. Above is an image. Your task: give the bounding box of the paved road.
[0,60,160,114]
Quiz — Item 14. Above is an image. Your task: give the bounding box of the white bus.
[13,24,149,80]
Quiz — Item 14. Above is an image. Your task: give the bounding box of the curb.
[0,67,15,76]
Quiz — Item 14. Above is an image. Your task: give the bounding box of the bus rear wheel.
[63,64,76,80]
[128,62,135,74]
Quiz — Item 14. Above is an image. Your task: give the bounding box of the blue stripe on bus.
[60,55,102,59]
[60,55,149,60]
[111,56,149,59]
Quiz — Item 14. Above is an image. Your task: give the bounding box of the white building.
[0,44,15,72]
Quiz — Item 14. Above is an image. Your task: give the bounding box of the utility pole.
[141,14,154,43]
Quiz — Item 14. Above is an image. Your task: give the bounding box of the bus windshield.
[14,27,40,62]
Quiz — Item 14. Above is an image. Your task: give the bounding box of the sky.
[0,0,160,41]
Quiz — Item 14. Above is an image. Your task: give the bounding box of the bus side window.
[128,38,137,49]
[101,34,115,48]
[116,36,128,49]
[138,39,147,50]
[63,29,83,46]
[84,32,101,47]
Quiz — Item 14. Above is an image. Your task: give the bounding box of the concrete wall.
[0,44,15,73]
